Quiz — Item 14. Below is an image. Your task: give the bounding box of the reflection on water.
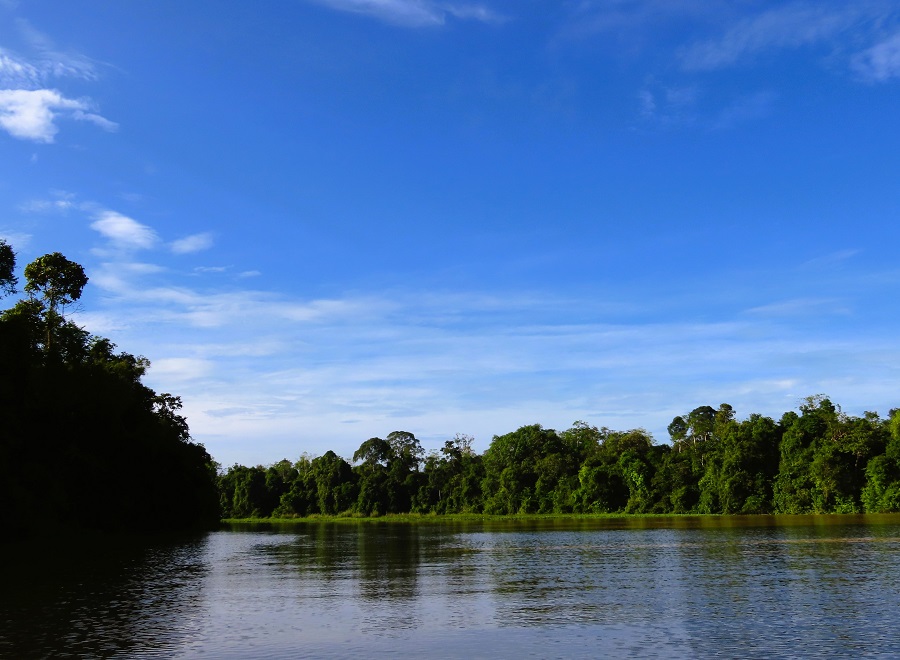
[0,533,210,658]
[3,516,900,658]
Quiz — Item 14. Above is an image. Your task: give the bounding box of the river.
[3,515,900,658]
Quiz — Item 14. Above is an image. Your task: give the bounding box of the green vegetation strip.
[220,402,900,519]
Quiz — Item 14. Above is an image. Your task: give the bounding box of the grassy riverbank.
[221,512,900,528]
[223,512,678,523]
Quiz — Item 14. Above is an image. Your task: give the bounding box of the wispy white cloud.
[149,357,216,382]
[853,31,900,81]
[563,1,900,130]
[18,197,75,213]
[679,4,862,71]
[0,20,113,142]
[117,261,166,275]
[637,84,774,130]
[161,295,897,463]
[800,249,862,269]
[71,109,118,132]
[555,0,719,44]
[171,232,214,254]
[0,229,31,249]
[87,260,375,329]
[77,242,900,465]
[442,4,498,22]
[12,18,100,83]
[637,84,699,126]
[0,48,41,87]
[638,89,655,118]
[90,210,159,250]
[306,0,502,27]
[560,2,900,129]
[0,88,116,142]
[744,298,850,318]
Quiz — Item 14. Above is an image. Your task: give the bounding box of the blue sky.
[2,0,899,467]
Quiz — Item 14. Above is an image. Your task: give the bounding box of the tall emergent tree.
[20,251,88,352]
[23,251,88,312]
[0,239,16,297]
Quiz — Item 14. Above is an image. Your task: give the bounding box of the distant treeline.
[0,242,220,534]
[220,399,900,518]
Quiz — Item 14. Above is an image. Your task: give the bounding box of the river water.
[3,515,900,658]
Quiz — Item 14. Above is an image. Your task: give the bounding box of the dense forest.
[0,240,220,533]
[220,401,900,518]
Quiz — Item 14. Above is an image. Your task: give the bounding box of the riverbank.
[222,511,900,529]
[224,512,688,524]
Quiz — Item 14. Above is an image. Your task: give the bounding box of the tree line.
[0,241,220,533]
[220,400,900,518]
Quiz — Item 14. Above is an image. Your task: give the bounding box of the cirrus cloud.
[853,31,900,81]
[679,4,860,71]
[171,232,214,255]
[90,210,159,250]
[0,48,42,88]
[306,0,502,27]
[0,20,115,142]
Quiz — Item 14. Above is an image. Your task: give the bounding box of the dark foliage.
[220,398,900,519]
[1,250,220,534]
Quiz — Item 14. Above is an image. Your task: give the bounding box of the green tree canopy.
[0,239,16,297]
[2,246,219,533]
[24,252,88,312]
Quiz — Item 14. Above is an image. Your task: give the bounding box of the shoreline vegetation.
[1,243,220,534]
[223,511,900,524]
[4,243,900,534]
[222,512,704,524]
[219,400,900,520]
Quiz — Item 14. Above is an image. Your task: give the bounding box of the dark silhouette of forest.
[220,399,900,518]
[0,241,219,534]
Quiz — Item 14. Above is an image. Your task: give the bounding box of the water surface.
[3,515,900,658]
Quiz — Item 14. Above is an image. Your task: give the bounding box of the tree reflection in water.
[0,533,210,658]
